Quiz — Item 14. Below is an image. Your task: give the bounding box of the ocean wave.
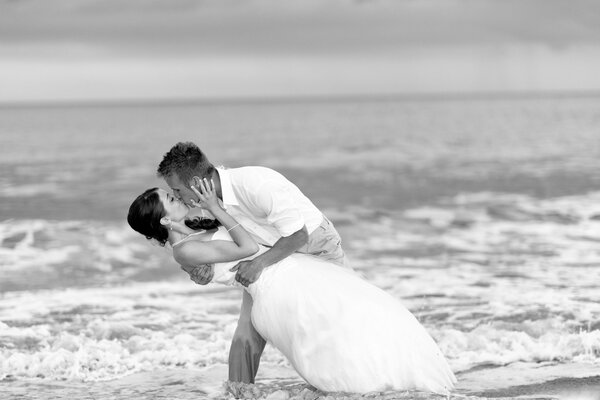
[0,219,177,291]
[0,283,289,381]
[1,281,599,383]
[0,183,63,198]
[436,324,600,372]
[2,191,600,384]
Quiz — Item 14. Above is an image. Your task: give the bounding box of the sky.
[1,0,600,103]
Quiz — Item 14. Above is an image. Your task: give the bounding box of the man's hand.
[228,226,308,287]
[230,259,265,287]
[181,264,214,285]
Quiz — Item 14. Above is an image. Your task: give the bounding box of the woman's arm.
[175,239,258,266]
[175,178,259,267]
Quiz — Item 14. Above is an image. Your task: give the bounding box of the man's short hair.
[157,142,215,183]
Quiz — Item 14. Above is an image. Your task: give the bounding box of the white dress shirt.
[217,166,324,246]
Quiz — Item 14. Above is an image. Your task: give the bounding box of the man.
[157,142,349,383]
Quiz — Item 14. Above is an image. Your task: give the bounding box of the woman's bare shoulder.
[173,240,210,265]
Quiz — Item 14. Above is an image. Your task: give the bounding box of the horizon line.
[2,89,600,109]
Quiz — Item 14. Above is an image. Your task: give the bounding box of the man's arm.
[230,225,308,287]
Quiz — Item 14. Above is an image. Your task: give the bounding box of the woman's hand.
[190,178,221,213]
[180,264,214,285]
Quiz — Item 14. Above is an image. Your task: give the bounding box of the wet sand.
[457,362,600,399]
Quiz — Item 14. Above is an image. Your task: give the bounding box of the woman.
[127,179,457,394]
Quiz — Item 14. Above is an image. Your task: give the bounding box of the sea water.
[1,95,599,399]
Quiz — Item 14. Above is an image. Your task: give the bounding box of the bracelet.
[227,223,241,232]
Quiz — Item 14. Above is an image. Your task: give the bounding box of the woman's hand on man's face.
[190,178,220,212]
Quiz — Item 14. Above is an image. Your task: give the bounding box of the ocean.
[1,95,600,399]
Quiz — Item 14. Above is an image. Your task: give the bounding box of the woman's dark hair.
[127,188,220,246]
[127,188,169,245]
[185,217,221,231]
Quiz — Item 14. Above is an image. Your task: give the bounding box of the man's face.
[165,174,196,207]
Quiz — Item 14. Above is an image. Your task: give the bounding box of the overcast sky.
[1,0,599,103]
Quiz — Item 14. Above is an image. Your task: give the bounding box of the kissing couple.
[127,142,456,394]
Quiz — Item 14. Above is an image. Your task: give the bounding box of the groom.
[157,142,349,383]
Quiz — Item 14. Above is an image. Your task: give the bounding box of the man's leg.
[228,290,266,383]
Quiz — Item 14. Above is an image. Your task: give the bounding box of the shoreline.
[455,362,600,399]
[2,363,599,400]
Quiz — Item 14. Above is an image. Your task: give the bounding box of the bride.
[127,178,456,394]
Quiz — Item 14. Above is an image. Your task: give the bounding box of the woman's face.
[157,188,189,221]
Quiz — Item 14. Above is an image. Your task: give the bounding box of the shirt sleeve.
[247,180,306,237]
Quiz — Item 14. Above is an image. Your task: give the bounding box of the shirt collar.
[217,167,239,207]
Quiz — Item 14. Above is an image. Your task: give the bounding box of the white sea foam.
[0,182,63,198]
[343,191,600,375]
[0,282,288,381]
[436,325,600,372]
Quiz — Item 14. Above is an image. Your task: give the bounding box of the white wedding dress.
[198,227,456,394]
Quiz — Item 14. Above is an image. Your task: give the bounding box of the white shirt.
[217,166,324,246]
